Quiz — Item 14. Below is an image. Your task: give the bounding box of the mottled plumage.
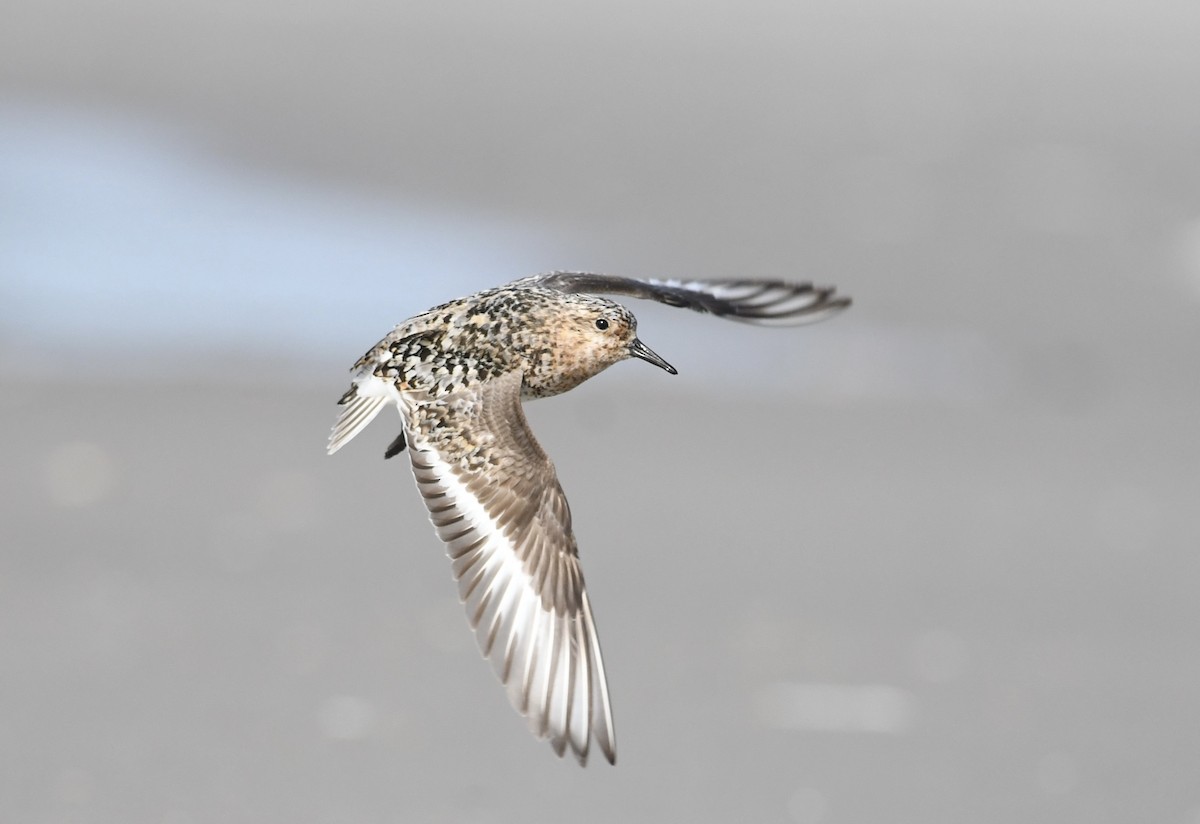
[328,272,850,765]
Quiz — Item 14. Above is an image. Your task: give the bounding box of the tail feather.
[327,391,387,455]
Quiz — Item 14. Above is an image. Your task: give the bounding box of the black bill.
[629,338,678,375]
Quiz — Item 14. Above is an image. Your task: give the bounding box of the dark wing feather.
[401,371,615,765]
[522,271,850,326]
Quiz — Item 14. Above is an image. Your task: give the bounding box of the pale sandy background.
[3,1,1200,822]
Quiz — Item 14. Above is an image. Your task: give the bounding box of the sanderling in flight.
[328,272,850,764]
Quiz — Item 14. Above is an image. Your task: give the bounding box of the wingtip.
[561,737,615,767]
[550,735,567,758]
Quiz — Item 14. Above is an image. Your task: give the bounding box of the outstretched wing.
[520,271,851,326]
[401,370,616,765]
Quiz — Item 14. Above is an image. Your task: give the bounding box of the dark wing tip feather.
[524,271,851,327]
[382,430,407,459]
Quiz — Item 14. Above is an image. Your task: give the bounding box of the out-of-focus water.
[1,103,991,402]
[0,103,548,369]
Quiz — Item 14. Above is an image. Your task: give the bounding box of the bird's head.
[522,294,676,397]
[569,296,675,372]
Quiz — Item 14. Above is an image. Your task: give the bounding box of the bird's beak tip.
[629,338,677,375]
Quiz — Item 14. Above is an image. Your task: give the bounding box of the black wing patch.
[383,430,407,459]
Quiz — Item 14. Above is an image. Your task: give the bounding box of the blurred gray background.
[3,1,1199,822]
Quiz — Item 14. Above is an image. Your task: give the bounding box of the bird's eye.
[595,318,610,330]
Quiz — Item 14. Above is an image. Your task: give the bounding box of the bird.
[327,272,851,765]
